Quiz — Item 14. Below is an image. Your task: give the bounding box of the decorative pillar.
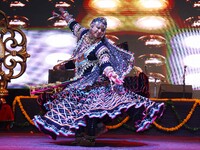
[0,10,30,106]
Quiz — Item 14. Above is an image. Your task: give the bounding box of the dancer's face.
[89,21,106,39]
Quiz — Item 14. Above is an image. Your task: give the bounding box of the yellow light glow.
[105,16,122,30]
[139,0,168,10]
[89,0,120,11]
[81,14,124,32]
[134,16,167,30]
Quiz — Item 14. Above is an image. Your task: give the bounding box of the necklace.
[84,33,98,44]
[74,33,100,61]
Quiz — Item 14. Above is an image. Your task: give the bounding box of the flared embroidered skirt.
[33,81,164,139]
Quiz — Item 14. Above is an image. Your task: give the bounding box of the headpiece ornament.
[90,17,107,29]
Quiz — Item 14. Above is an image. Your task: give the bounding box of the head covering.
[90,17,107,29]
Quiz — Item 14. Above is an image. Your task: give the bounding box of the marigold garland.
[12,96,200,132]
[105,99,200,131]
[106,116,130,129]
[172,101,200,131]
[153,100,199,132]
[12,96,38,126]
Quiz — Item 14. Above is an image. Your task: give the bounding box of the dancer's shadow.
[53,138,148,147]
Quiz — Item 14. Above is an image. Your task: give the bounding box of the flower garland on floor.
[105,99,200,132]
[106,115,130,129]
[12,96,38,126]
[13,96,200,131]
[153,100,199,132]
[172,101,200,131]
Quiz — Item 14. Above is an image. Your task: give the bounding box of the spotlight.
[184,16,200,27]
[47,17,67,28]
[134,16,168,30]
[83,16,122,31]
[193,1,200,8]
[138,54,166,66]
[138,35,166,47]
[186,0,200,9]
[148,72,166,83]
[10,1,26,7]
[138,0,169,10]
[54,0,74,8]
[8,15,29,28]
[88,0,120,12]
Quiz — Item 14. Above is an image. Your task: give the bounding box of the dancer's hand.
[103,67,124,85]
[58,7,73,22]
[52,8,73,22]
[107,71,124,85]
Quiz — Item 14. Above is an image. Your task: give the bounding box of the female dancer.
[32,8,165,146]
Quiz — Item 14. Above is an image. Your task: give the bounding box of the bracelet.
[108,71,114,78]
[103,66,114,77]
[61,10,68,15]
[68,18,76,25]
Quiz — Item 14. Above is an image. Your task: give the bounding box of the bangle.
[62,10,68,15]
[108,71,114,78]
[103,66,114,76]
[68,18,76,26]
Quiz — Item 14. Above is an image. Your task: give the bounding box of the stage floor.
[0,132,200,150]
